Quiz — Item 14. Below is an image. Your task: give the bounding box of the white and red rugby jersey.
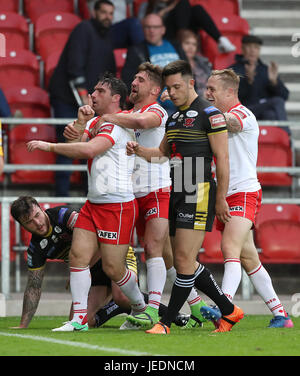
[129,102,171,197]
[84,116,136,204]
[226,103,261,196]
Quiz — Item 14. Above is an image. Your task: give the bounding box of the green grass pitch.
[0,315,299,357]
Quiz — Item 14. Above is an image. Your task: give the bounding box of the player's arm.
[127,134,169,163]
[224,113,242,133]
[208,131,231,224]
[11,267,45,328]
[27,135,113,160]
[101,110,161,130]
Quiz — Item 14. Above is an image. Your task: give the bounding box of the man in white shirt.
[27,74,146,331]
[201,69,293,329]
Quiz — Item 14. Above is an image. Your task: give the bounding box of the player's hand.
[126,141,139,155]
[27,140,52,152]
[160,89,171,102]
[215,198,231,224]
[90,117,105,138]
[268,61,279,85]
[63,121,81,141]
[77,101,95,124]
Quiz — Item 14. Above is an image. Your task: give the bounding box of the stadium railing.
[1,118,300,300]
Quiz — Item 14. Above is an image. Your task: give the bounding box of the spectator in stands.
[84,0,144,48]
[48,0,116,197]
[229,35,289,122]
[178,29,211,96]
[121,13,187,114]
[138,0,236,53]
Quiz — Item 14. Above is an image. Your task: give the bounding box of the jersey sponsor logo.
[183,118,195,128]
[99,124,114,134]
[177,212,194,223]
[40,239,48,249]
[145,207,158,218]
[204,105,218,114]
[209,114,226,129]
[54,226,62,233]
[231,108,247,119]
[229,206,244,212]
[97,229,118,240]
[186,110,198,117]
[172,111,179,119]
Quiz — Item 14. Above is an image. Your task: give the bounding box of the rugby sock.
[94,299,130,328]
[248,263,286,317]
[194,265,234,316]
[221,258,242,301]
[70,266,91,324]
[167,266,203,305]
[160,272,195,328]
[116,269,146,314]
[146,257,166,310]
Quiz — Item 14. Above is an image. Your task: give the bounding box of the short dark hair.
[11,196,41,223]
[242,35,263,45]
[162,60,193,82]
[137,62,164,89]
[98,72,128,110]
[94,0,114,11]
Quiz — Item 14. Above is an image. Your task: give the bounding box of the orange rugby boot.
[213,305,244,333]
[146,322,170,335]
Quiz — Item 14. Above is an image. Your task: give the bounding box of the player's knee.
[69,248,89,267]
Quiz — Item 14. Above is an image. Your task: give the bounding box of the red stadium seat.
[44,51,61,88]
[255,204,300,263]
[200,13,249,69]
[35,12,81,61]
[8,123,57,183]
[24,0,74,23]
[190,0,240,15]
[0,49,40,87]
[3,85,50,118]
[0,11,29,50]
[0,0,19,12]
[198,221,224,263]
[257,126,293,187]
[114,48,127,78]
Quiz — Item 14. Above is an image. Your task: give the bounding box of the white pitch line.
[0,332,161,356]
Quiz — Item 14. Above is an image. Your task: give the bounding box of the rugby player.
[27,74,146,332]
[200,69,293,329]
[127,60,244,334]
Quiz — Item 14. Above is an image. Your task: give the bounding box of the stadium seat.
[44,50,61,88]
[24,0,74,23]
[255,204,300,264]
[0,0,19,12]
[0,49,40,87]
[8,123,57,183]
[114,48,127,78]
[257,126,293,187]
[198,221,224,263]
[200,13,249,69]
[0,11,29,50]
[3,85,50,118]
[190,0,240,15]
[35,12,81,61]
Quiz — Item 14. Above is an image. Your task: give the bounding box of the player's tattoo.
[224,113,242,133]
[20,268,45,327]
